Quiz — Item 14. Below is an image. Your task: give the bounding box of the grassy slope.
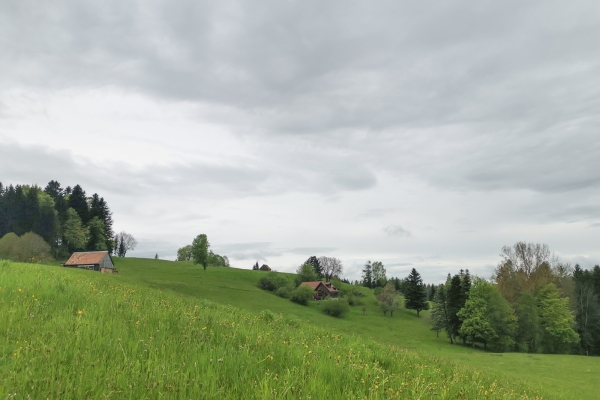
[112,258,599,400]
[1,260,540,399]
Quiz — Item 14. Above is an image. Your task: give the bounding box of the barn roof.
[300,281,339,292]
[65,251,110,266]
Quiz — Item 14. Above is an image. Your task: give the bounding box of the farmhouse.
[64,251,116,273]
[259,264,272,271]
[300,281,339,300]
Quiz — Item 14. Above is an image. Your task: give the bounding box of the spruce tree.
[68,185,90,225]
[404,268,429,317]
[447,274,463,341]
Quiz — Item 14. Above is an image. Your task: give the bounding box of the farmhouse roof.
[65,251,110,266]
[300,281,323,290]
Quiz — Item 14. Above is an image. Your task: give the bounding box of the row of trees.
[176,234,230,269]
[376,268,429,317]
[430,243,583,354]
[0,181,136,260]
[296,256,344,282]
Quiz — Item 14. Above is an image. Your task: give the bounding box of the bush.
[0,232,19,259]
[14,232,52,262]
[290,285,315,305]
[321,298,350,317]
[275,286,293,298]
[258,273,293,292]
[258,276,277,291]
[346,294,364,306]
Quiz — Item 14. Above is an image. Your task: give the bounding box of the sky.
[1,0,599,283]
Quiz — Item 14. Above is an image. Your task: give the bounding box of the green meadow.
[1,258,598,399]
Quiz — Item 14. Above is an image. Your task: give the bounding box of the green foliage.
[515,293,543,353]
[295,263,319,286]
[361,261,373,288]
[430,284,451,340]
[191,234,210,270]
[458,278,517,352]
[0,232,19,259]
[371,261,387,288]
[63,208,87,252]
[86,217,107,251]
[304,255,322,277]
[275,286,293,299]
[0,232,52,262]
[176,245,192,261]
[290,285,315,305]
[377,283,400,316]
[536,283,579,353]
[321,298,350,317]
[258,272,293,293]
[13,232,52,263]
[404,268,429,317]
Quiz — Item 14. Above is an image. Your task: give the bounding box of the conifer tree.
[404,268,429,317]
[304,256,322,277]
[447,274,463,340]
[68,184,90,225]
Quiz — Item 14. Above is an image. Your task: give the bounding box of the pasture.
[0,258,596,398]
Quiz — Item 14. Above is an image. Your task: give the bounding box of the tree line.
[429,242,597,355]
[0,181,136,261]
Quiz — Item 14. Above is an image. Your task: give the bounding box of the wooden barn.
[259,264,272,271]
[300,281,339,300]
[64,251,116,272]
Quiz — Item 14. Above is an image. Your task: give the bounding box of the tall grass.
[0,261,543,399]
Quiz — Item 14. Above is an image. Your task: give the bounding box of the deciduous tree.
[191,234,210,270]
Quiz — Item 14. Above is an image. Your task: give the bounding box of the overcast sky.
[1,0,599,282]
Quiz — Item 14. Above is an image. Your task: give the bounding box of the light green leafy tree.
[63,208,87,252]
[295,263,319,286]
[377,283,401,317]
[372,261,387,288]
[177,245,193,261]
[458,278,517,351]
[536,283,579,353]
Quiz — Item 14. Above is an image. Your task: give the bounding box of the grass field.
[0,258,597,398]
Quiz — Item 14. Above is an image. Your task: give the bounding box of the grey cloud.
[212,242,273,253]
[286,247,338,256]
[354,208,395,220]
[383,225,411,238]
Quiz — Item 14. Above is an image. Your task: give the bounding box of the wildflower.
[77,310,83,315]
[18,288,22,292]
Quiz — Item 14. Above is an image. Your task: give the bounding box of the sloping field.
[1,260,534,399]
[112,258,599,399]
[0,259,593,398]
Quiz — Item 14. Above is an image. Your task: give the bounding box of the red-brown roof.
[300,281,323,289]
[65,251,109,266]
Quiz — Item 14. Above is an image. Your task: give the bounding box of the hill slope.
[0,260,546,399]
[113,258,599,399]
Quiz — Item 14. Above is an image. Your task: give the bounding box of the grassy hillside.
[0,261,544,399]
[111,257,599,399]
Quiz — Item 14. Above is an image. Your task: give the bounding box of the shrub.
[258,273,293,292]
[290,285,315,305]
[0,232,19,259]
[321,298,350,317]
[14,232,52,262]
[258,276,277,291]
[275,286,293,299]
[347,294,364,306]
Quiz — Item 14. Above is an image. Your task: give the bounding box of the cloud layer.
[2,0,600,282]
